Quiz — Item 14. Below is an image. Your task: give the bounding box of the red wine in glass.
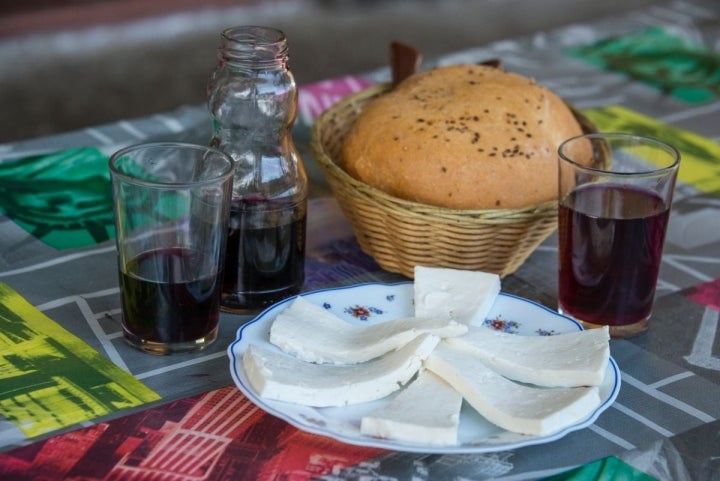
[120,247,221,348]
[558,183,669,328]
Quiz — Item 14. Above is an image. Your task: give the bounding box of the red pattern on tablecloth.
[0,385,386,481]
[686,278,720,311]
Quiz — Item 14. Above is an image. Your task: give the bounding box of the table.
[1,1,719,479]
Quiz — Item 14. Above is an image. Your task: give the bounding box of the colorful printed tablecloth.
[0,1,719,479]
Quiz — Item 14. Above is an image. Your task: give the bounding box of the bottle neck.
[218,26,288,69]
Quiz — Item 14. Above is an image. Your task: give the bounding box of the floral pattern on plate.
[313,284,411,325]
[484,315,521,333]
[342,305,384,320]
[483,316,558,336]
[323,292,398,320]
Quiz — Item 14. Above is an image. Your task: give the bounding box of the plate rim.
[227,281,621,454]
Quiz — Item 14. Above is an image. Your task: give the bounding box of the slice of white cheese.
[269,296,467,364]
[425,342,602,436]
[360,369,462,446]
[242,334,440,407]
[414,266,501,324]
[445,325,610,387]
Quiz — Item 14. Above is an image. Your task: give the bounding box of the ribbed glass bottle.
[207,26,307,312]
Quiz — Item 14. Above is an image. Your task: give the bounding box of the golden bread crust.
[341,64,585,209]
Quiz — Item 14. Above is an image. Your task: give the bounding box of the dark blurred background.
[0,0,661,142]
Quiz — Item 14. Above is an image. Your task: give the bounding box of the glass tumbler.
[557,133,680,338]
[110,142,234,354]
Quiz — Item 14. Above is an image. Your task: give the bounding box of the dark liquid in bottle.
[222,199,306,312]
[120,247,221,346]
[558,184,669,326]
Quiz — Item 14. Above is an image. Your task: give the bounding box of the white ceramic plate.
[227,282,621,454]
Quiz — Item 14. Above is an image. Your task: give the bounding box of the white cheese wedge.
[445,325,610,387]
[360,369,462,446]
[414,266,501,324]
[425,342,602,436]
[242,334,440,407]
[269,296,467,364]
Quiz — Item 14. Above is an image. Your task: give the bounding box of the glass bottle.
[207,26,308,312]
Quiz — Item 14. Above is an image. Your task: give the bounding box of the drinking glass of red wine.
[110,142,234,354]
[557,133,680,338]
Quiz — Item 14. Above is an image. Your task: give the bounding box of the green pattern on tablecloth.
[0,147,114,250]
[567,26,720,103]
[542,456,657,480]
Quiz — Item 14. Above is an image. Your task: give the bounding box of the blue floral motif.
[386,294,395,302]
[322,302,332,310]
[536,328,556,336]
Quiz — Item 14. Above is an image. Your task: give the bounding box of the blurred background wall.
[0,0,661,142]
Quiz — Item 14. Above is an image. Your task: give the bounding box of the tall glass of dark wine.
[557,133,680,338]
[110,142,234,354]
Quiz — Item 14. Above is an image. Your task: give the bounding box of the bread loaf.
[341,64,586,209]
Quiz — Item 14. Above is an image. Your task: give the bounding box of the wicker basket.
[311,83,597,279]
